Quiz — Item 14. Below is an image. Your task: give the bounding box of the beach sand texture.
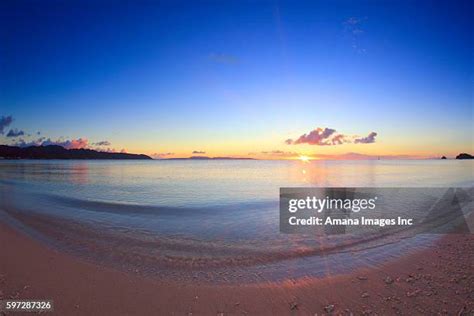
[1,222,473,315]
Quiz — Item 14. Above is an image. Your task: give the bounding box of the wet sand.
[0,222,473,315]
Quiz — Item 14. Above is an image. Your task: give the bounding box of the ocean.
[1,159,473,283]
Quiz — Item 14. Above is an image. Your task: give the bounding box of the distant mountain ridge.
[0,145,152,160]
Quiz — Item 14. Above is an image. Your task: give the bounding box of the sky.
[0,0,472,159]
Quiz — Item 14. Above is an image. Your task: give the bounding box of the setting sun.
[298,155,311,162]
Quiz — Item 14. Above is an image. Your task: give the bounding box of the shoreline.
[1,222,473,315]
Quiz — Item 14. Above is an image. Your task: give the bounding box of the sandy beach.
[1,221,472,315]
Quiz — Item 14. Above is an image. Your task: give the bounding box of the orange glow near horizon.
[121,140,460,160]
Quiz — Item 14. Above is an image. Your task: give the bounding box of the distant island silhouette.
[0,145,152,160]
[456,153,474,160]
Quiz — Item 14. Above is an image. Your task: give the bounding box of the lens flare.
[298,155,311,162]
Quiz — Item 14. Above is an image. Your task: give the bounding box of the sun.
[298,155,311,162]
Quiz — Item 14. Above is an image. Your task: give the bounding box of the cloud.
[151,152,175,159]
[343,17,367,53]
[313,152,424,160]
[6,129,25,137]
[260,150,299,157]
[331,133,349,145]
[12,137,89,149]
[209,53,239,65]
[192,150,206,154]
[97,147,119,153]
[286,127,377,146]
[354,132,377,144]
[10,136,126,151]
[344,17,363,28]
[93,140,111,146]
[0,115,14,134]
[41,138,89,149]
[11,137,46,147]
[261,150,286,155]
[286,127,348,146]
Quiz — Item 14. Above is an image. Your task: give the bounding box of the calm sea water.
[1,160,473,282]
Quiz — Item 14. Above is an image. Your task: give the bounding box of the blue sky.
[0,0,472,158]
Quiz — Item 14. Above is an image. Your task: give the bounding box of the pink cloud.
[12,137,89,149]
[286,128,377,146]
[286,127,347,146]
[66,138,89,149]
[41,138,89,149]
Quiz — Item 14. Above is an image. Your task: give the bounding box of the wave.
[44,194,278,217]
[1,180,472,283]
